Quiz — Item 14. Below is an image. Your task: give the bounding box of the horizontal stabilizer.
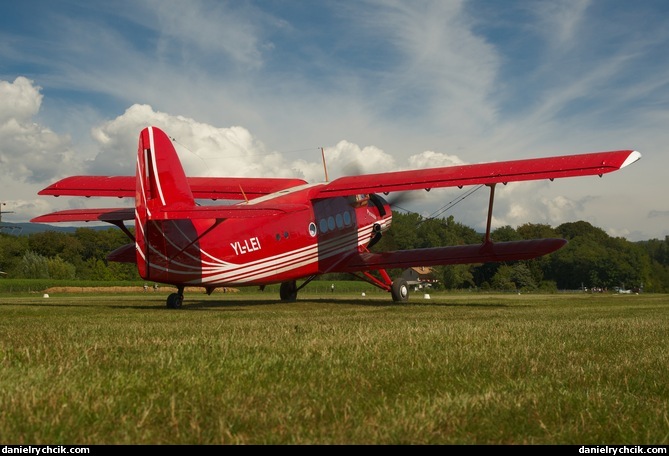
[340,238,568,271]
[30,208,134,223]
[38,176,308,200]
[107,243,136,263]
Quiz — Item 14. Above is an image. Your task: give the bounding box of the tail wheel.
[280,281,298,302]
[166,286,184,309]
[391,278,409,302]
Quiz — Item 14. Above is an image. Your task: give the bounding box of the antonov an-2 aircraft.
[31,126,641,307]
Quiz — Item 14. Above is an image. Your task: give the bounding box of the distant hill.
[0,221,112,236]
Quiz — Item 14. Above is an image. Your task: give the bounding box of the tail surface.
[135,126,203,281]
[136,126,195,211]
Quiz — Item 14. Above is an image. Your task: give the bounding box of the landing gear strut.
[349,269,411,302]
[166,286,184,309]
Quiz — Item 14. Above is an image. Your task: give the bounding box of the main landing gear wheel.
[279,280,298,302]
[391,278,409,302]
[166,286,184,309]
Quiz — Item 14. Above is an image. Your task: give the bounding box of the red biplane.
[31,126,641,307]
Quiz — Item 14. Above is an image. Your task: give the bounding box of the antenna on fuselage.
[321,147,329,182]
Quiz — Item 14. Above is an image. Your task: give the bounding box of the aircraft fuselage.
[139,184,392,287]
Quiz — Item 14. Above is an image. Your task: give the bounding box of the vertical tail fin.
[135,126,197,279]
[137,126,195,210]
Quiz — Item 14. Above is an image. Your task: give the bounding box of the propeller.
[341,160,423,210]
[366,191,424,249]
[384,191,422,210]
[339,161,424,250]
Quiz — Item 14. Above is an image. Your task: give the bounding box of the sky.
[0,0,666,242]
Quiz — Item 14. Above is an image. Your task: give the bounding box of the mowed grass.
[0,289,668,445]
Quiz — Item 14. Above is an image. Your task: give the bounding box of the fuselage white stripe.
[148,127,166,206]
[144,213,389,275]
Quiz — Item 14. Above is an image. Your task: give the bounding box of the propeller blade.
[384,191,424,208]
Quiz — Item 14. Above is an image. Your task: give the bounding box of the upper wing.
[313,150,641,198]
[38,176,308,200]
[38,150,640,201]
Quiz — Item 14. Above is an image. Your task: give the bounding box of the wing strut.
[350,247,394,292]
[484,183,496,244]
[108,220,135,242]
[360,268,393,292]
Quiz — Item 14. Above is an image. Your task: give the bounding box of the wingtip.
[621,150,641,168]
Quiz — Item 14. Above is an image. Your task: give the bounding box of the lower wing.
[30,208,134,223]
[337,239,567,271]
[30,203,308,223]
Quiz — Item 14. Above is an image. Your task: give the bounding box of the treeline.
[1,214,668,292]
[0,228,139,281]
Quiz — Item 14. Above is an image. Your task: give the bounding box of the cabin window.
[318,212,354,235]
[309,222,317,237]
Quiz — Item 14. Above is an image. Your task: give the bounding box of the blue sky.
[0,0,666,241]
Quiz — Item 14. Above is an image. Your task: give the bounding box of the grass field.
[0,287,668,445]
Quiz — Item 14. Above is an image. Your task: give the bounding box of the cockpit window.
[349,194,369,208]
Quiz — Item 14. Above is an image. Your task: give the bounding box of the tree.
[441,264,475,289]
[18,251,49,279]
[47,256,76,280]
[491,265,516,291]
[377,212,422,251]
[557,221,608,241]
[491,225,521,242]
[107,261,141,281]
[74,228,131,262]
[28,231,83,264]
[516,223,558,240]
[547,227,651,290]
[79,258,115,281]
[510,263,537,291]
[0,233,29,277]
